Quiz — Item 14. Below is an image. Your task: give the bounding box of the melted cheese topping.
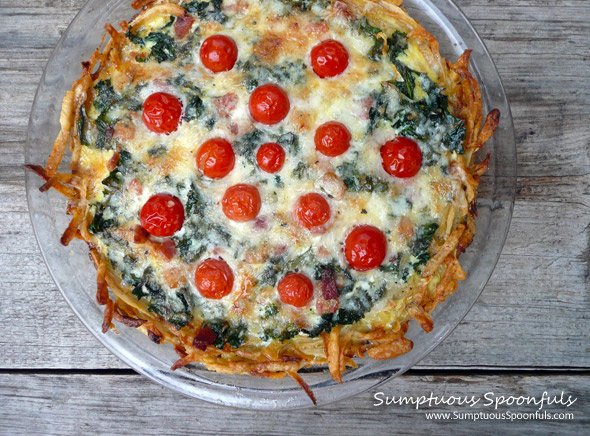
[80,0,469,346]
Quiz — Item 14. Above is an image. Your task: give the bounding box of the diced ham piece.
[193,326,218,350]
[134,225,149,243]
[320,268,339,300]
[317,172,347,200]
[129,178,143,195]
[159,238,177,261]
[213,93,238,118]
[316,295,339,315]
[174,14,194,39]
[107,152,120,171]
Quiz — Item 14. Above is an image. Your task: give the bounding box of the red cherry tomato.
[142,92,183,135]
[310,39,349,78]
[256,142,285,173]
[278,272,314,307]
[380,137,423,178]
[295,193,331,230]
[222,184,261,222]
[196,138,235,179]
[195,258,234,299]
[314,121,351,157]
[140,193,185,237]
[344,225,387,271]
[199,34,238,73]
[249,84,290,125]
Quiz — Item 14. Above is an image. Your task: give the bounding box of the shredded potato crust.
[29,0,499,402]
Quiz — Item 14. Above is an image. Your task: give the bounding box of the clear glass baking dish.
[25,0,516,409]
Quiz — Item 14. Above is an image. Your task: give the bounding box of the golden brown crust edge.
[27,0,500,401]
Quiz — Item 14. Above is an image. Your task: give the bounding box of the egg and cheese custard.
[31,0,499,399]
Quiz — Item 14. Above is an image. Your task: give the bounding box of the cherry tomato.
[310,39,349,78]
[196,138,235,179]
[140,193,185,237]
[195,258,234,299]
[222,184,261,222]
[249,84,290,125]
[314,121,351,157]
[295,193,331,230]
[199,34,238,73]
[344,225,387,271]
[278,272,314,307]
[142,92,183,135]
[256,142,285,173]
[380,137,422,178]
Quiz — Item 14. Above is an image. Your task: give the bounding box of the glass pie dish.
[25,0,516,409]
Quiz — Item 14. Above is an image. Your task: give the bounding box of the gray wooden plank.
[0,0,589,370]
[0,373,587,435]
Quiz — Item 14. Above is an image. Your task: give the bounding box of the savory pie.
[29,0,499,403]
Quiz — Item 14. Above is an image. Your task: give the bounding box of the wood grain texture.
[1,0,589,369]
[0,0,589,432]
[0,373,587,435]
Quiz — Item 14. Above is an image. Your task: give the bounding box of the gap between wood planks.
[0,367,588,376]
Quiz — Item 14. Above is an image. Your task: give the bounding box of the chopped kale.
[277,132,299,154]
[185,182,206,216]
[183,0,227,23]
[262,303,279,319]
[292,161,310,179]
[144,32,177,63]
[387,31,409,62]
[183,95,204,121]
[88,204,117,234]
[101,168,124,191]
[368,76,467,154]
[305,285,386,337]
[147,144,167,157]
[101,149,133,192]
[202,320,247,348]
[93,79,118,113]
[129,268,194,329]
[168,75,202,94]
[410,222,438,268]
[238,57,307,91]
[262,324,300,342]
[77,107,89,146]
[277,0,328,11]
[173,183,231,263]
[259,248,314,287]
[442,121,467,154]
[304,309,365,337]
[356,17,385,61]
[336,161,389,193]
[233,129,263,165]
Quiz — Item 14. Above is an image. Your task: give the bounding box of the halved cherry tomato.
[142,92,183,135]
[199,34,238,73]
[195,258,234,299]
[314,121,351,157]
[380,137,422,178]
[295,193,331,230]
[140,193,185,237]
[256,142,285,173]
[222,184,261,222]
[249,84,290,125]
[310,39,349,78]
[196,138,235,179]
[278,272,314,307]
[344,225,387,271]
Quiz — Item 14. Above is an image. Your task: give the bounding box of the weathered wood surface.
[0,0,589,433]
[0,373,587,435]
[0,0,589,370]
